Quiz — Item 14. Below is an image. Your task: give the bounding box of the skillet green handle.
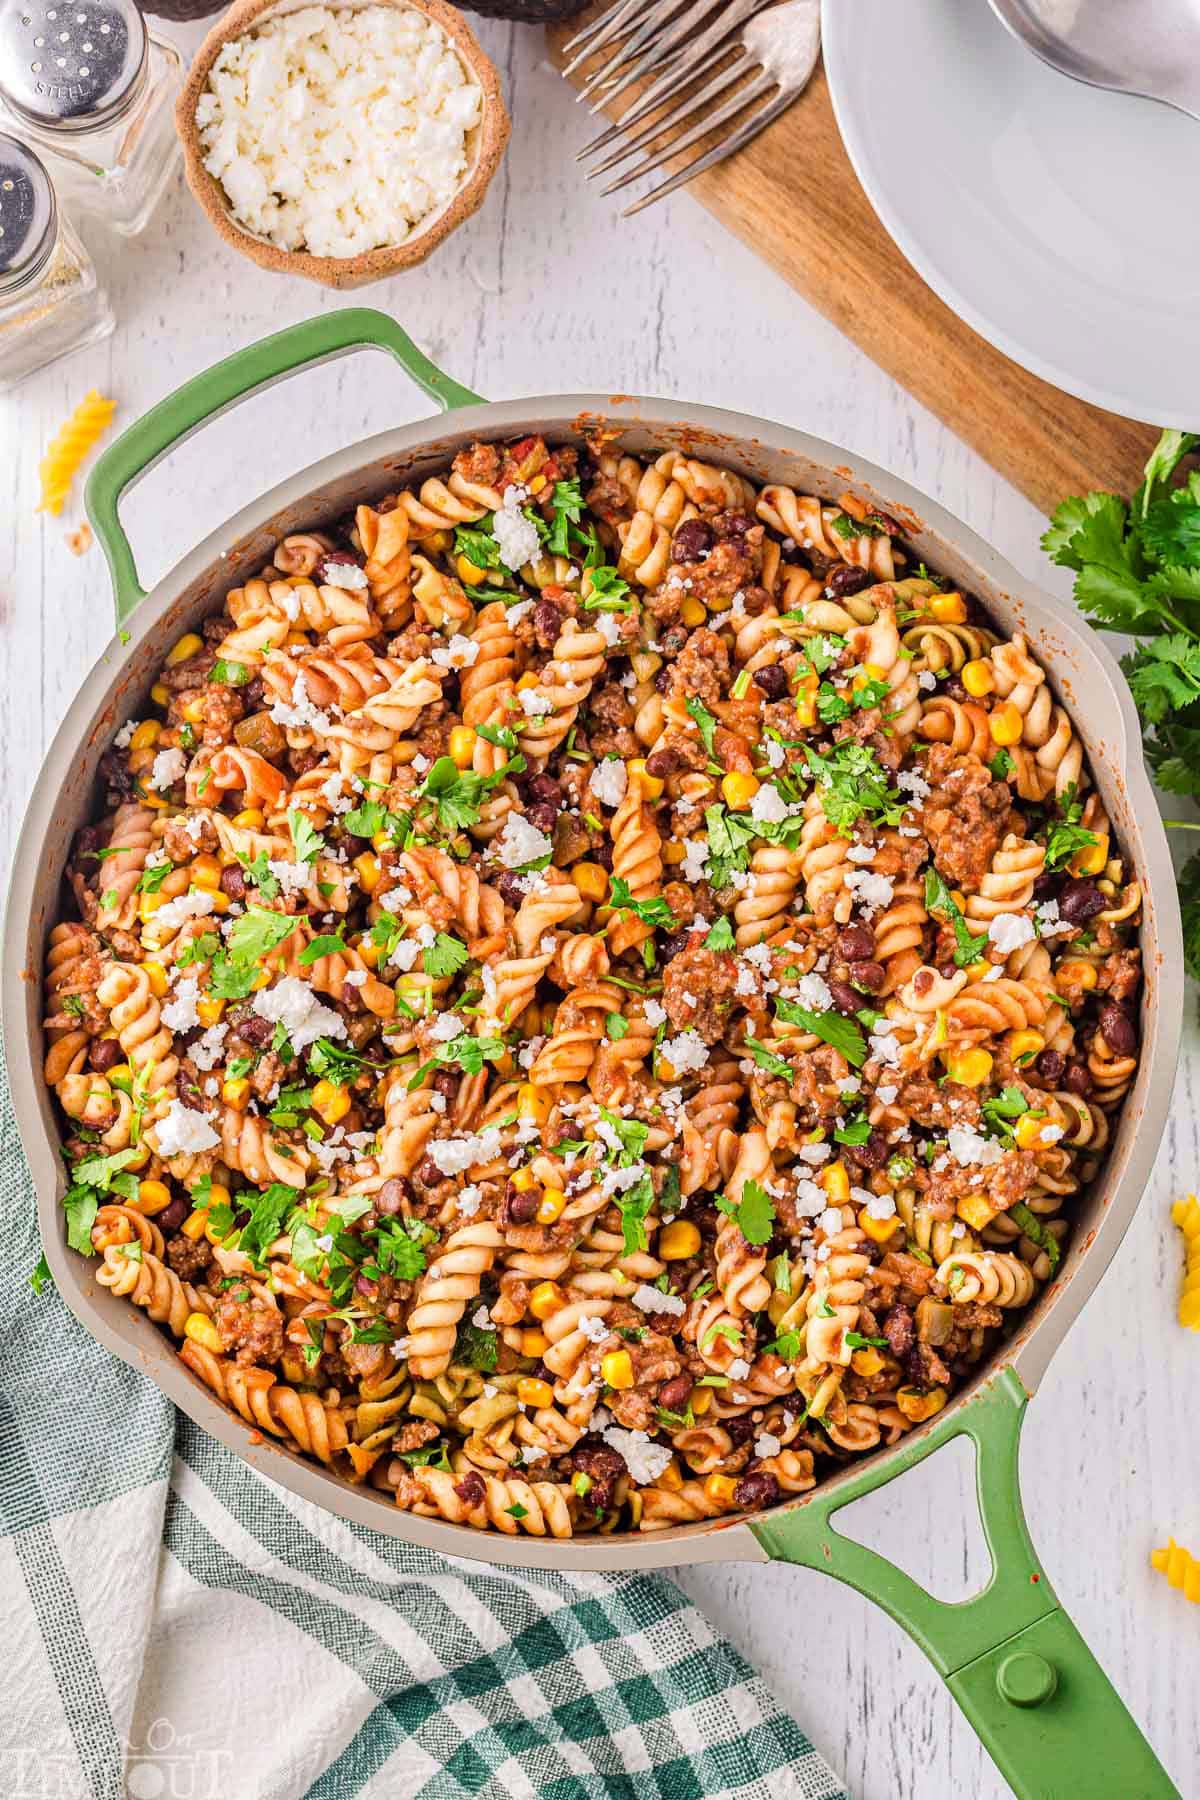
[752,1368,1177,1799]
[85,308,484,624]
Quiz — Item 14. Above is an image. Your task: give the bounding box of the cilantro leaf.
[63,1187,99,1255]
[704,803,757,889]
[226,906,302,963]
[923,868,987,967]
[1180,848,1200,985]
[237,850,280,900]
[136,860,173,895]
[237,1182,301,1267]
[834,1114,871,1146]
[456,1313,499,1372]
[371,1216,433,1282]
[177,931,220,969]
[1008,1202,1062,1274]
[685,696,720,758]
[774,999,867,1068]
[547,477,584,557]
[407,1031,506,1090]
[605,1012,629,1041]
[299,931,348,965]
[615,1172,655,1255]
[454,523,502,570]
[802,741,905,835]
[580,566,632,611]
[762,1328,802,1361]
[288,809,324,864]
[422,932,469,979]
[980,1086,1030,1141]
[743,1037,792,1080]
[210,658,249,687]
[29,1252,53,1295]
[1141,480,1200,569]
[606,875,676,928]
[704,916,735,952]
[716,1178,776,1246]
[1122,635,1200,724]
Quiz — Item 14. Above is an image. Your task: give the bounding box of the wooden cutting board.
[546,14,1157,515]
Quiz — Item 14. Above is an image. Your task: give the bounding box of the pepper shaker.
[0,132,114,388]
[0,0,182,235]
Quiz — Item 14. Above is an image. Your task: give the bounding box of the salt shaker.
[0,0,182,236]
[0,132,113,389]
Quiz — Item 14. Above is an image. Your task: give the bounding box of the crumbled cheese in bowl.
[195,5,484,260]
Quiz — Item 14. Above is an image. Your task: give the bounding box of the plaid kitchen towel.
[0,1043,848,1800]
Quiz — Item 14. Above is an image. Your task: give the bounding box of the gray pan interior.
[2,395,1183,1571]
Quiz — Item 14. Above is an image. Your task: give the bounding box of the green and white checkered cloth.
[0,1044,848,1800]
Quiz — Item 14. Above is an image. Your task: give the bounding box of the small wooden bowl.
[176,0,510,288]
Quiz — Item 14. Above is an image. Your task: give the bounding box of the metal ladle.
[988,0,1200,122]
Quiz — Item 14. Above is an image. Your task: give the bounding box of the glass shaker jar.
[0,132,113,389]
[0,0,182,236]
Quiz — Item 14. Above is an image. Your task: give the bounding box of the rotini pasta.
[44,433,1142,1540]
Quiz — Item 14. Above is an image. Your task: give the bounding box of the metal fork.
[563,0,820,216]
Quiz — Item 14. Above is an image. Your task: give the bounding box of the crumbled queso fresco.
[195,5,483,259]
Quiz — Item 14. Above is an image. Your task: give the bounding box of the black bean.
[645,746,685,780]
[715,511,755,540]
[1035,1048,1065,1084]
[157,1196,190,1236]
[593,841,614,871]
[528,774,563,807]
[752,663,787,700]
[848,959,886,994]
[837,924,875,962]
[671,518,714,562]
[1098,1003,1137,1057]
[734,1471,781,1512]
[532,600,562,650]
[220,863,247,901]
[1064,1060,1093,1097]
[826,565,873,599]
[500,1182,539,1227]
[496,870,527,907]
[87,1036,121,1073]
[660,931,692,964]
[726,1416,756,1448]
[527,802,559,834]
[654,666,673,695]
[853,1130,889,1171]
[657,1374,692,1413]
[828,980,862,1016]
[376,1178,410,1216]
[432,1069,461,1101]
[416,1157,443,1188]
[1058,878,1106,925]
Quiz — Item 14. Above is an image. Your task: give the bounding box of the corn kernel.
[628,758,665,802]
[704,1473,740,1506]
[134,1178,171,1216]
[284,630,311,648]
[659,1219,701,1260]
[354,852,381,893]
[1014,1113,1055,1151]
[690,1386,713,1417]
[312,1079,351,1125]
[142,960,169,998]
[370,830,392,853]
[124,1143,152,1171]
[851,1347,886,1378]
[150,682,170,708]
[130,720,161,751]
[1058,959,1098,992]
[456,554,488,586]
[250,968,271,991]
[601,1349,634,1391]
[138,892,165,923]
[661,841,686,866]
[1008,1029,1045,1063]
[232,808,264,830]
[189,853,223,891]
[184,1311,222,1350]
[181,1209,210,1241]
[516,1377,554,1409]
[520,1328,549,1358]
[221,1075,251,1110]
[956,1193,996,1232]
[573,861,609,902]
[179,696,205,725]
[961,659,995,698]
[196,996,225,1027]
[536,1188,567,1224]
[105,1061,133,1086]
[448,725,478,769]
[794,701,817,728]
[206,1183,231,1212]
[928,593,967,624]
[820,1160,850,1204]
[860,1209,900,1244]
[943,1048,993,1088]
[656,1458,684,1491]
[516,671,539,692]
[988,702,1023,747]
[517,1083,551,1126]
[510,1166,537,1193]
[1069,835,1109,877]
[896,1385,948,1422]
[424,529,452,554]
[680,597,706,627]
[166,633,203,667]
[529,1281,564,1321]
[721,771,760,811]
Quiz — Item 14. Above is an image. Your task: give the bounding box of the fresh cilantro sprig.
[923,868,988,968]
[774,998,867,1068]
[606,876,676,929]
[716,1178,776,1246]
[1043,429,1200,981]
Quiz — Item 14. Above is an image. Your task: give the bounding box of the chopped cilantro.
[135,861,173,895]
[422,932,469,979]
[605,1012,629,1041]
[226,906,302,963]
[704,916,735,952]
[923,868,988,968]
[288,809,325,864]
[606,876,675,928]
[210,658,249,687]
[716,1178,776,1246]
[580,565,632,611]
[685,696,720,758]
[774,998,867,1068]
[29,1252,53,1296]
[456,1313,500,1372]
[743,1038,792,1080]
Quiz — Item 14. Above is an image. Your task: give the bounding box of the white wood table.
[2,20,1196,1799]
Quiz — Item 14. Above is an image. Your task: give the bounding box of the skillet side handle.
[751,1367,1178,1800]
[85,308,484,624]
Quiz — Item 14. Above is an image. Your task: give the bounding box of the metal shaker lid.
[0,0,147,131]
[0,131,56,291]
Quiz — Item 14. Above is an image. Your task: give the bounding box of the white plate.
[821,0,1200,426]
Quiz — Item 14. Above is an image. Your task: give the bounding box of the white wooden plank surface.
[2,20,1197,1799]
